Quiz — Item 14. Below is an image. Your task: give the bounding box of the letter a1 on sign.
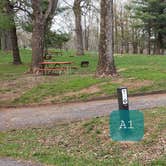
[110,110,144,141]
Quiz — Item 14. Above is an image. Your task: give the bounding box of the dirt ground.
[0,75,57,102]
[0,74,153,106]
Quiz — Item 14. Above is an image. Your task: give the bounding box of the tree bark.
[6,1,22,64]
[147,27,151,55]
[120,6,124,54]
[1,31,7,51]
[114,1,118,54]
[133,41,138,54]
[73,0,84,56]
[125,42,129,54]
[0,30,12,51]
[5,30,12,50]
[84,15,90,51]
[156,32,163,55]
[84,27,89,51]
[96,0,117,77]
[10,22,22,64]
[31,19,45,72]
[31,0,58,73]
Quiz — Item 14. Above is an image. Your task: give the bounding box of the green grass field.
[0,50,166,165]
[0,49,166,106]
[0,107,165,165]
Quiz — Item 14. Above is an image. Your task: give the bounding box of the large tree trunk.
[96,0,117,77]
[31,19,45,72]
[6,0,22,64]
[73,0,84,56]
[31,0,58,73]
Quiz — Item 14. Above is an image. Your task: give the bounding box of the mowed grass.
[13,76,105,104]
[0,49,31,80]
[0,49,166,106]
[0,107,165,165]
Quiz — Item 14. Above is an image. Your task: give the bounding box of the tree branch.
[44,0,58,21]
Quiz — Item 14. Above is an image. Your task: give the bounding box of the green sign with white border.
[110,110,144,141]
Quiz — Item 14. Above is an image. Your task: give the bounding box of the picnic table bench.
[39,61,74,75]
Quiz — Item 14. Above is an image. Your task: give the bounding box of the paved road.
[0,93,166,131]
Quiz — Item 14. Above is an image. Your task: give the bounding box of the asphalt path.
[0,93,166,131]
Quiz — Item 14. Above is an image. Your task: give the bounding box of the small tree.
[96,0,117,77]
[46,31,70,49]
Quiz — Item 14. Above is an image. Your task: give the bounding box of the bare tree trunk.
[156,32,163,55]
[10,22,22,64]
[6,1,22,64]
[1,31,7,51]
[120,5,124,54]
[73,0,84,56]
[147,28,151,55]
[133,42,138,54]
[96,0,117,77]
[84,28,89,51]
[6,30,12,50]
[114,1,119,54]
[131,27,138,54]
[124,13,130,54]
[84,15,90,51]
[1,30,13,51]
[31,0,58,73]
[125,42,129,54]
[31,19,45,72]
[139,39,144,54]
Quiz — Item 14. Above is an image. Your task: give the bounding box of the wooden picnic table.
[39,61,73,75]
[40,61,72,65]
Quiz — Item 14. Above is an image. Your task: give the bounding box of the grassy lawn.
[0,107,165,165]
[0,49,166,106]
[0,50,31,80]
